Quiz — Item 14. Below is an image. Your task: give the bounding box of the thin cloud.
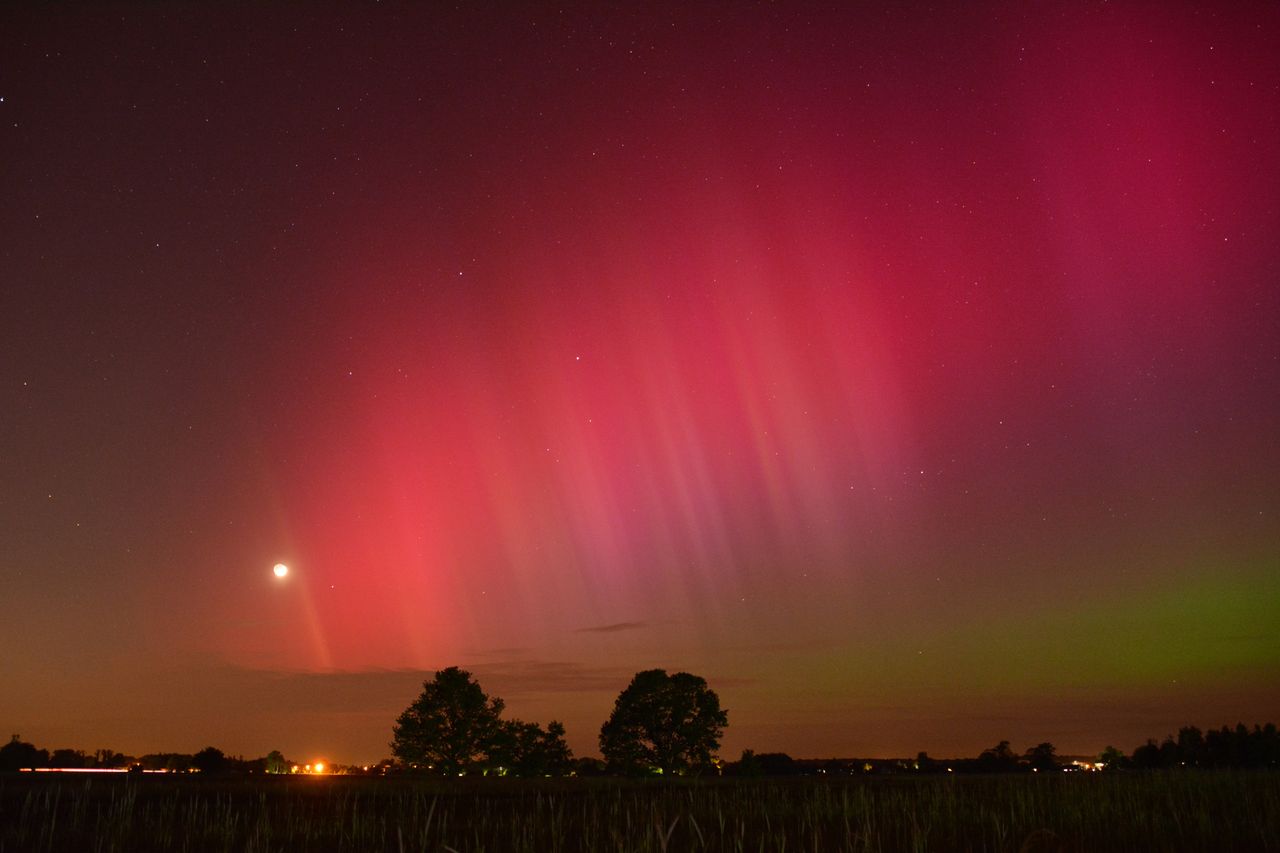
[575,621,649,634]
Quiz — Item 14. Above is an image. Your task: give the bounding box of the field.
[2,772,1278,852]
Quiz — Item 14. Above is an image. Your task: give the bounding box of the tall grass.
[1,771,1276,852]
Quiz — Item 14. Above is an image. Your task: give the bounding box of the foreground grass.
[1,772,1277,852]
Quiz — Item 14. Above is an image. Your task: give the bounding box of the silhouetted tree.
[756,752,798,775]
[491,719,573,776]
[732,749,763,776]
[977,740,1019,772]
[0,735,49,771]
[1260,723,1280,767]
[1177,726,1205,766]
[729,750,798,776]
[1099,745,1129,771]
[1024,742,1058,772]
[136,752,195,772]
[265,750,289,774]
[49,748,89,769]
[93,749,132,769]
[1131,738,1162,769]
[915,751,941,773]
[1123,723,1280,769]
[572,756,607,776]
[1232,723,1251,765]
[392,667,505,774]
[232,755,267,773]
[599,669,728,774]
[192,746,229,774]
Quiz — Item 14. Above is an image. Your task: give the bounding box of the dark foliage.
[975,740,1019,772]
[1024,742,1059,772]
[193,746,230,774]
[390,666,571,776]
[139,753,196,772]
[49,748,90,769]
[391,667,505,774]
[1129,723,1280,769]
[0,735,49,771]
[492,720,574,777]
[599,669,728,774]
[731,750,798,776]
[265,750,289,774]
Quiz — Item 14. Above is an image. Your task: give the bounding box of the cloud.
[575,621,648,634]
[180,658,642,716]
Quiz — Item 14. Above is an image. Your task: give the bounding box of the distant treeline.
[725,723,1280,776]
[3,722,1277,775]
[0,740,342,775]
[1119,723,1280,770]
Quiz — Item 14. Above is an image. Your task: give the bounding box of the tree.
[599,669,728,774]
[492,719,574,777]
[50,748,89,769]
[94,749,132,769]
[1131,738,1162,769]
[1177,726,1205,766]
[977,740,1019,772]
[392,667,505,774]
[265,750,289,774]
[193,746,228,774]
[733,749,763,776]
[572,756,607,776]
[1024,742,1058,772]
[728,749,796,776]
[0,735,49,771]
[1099,745,1128,771]
[755,752,797,776]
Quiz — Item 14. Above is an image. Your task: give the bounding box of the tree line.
[3,663,1276,776]
[1111,723,1280,770]
[0,739,279,774]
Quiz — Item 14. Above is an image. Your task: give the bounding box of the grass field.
[2,771,1277,852]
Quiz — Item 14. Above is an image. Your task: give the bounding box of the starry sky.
[2,2,1278,765]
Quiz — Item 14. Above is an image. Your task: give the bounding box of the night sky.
[2,3,1278,766]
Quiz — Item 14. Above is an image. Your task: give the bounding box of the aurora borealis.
[2,3,1277,764]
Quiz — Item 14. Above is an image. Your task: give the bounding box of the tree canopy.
[193,746,229,774]
[1024,742,1058,772]
[0,735,49,771]
[599,669,728,774]
[976,740,1019,772]
[391,667,573,776]
[392,667,506,774]
[492,720,574,777]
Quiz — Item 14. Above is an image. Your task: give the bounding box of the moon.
[272,563,289,579]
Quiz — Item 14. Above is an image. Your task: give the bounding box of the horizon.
[2,2,1277,768]
[12,712,1278,770]
[11,664,1277,768]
